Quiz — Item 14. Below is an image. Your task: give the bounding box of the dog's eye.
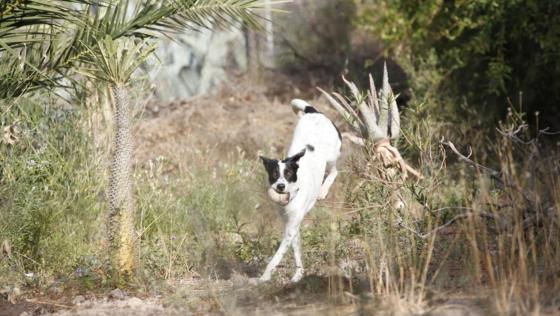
[285,170,293,178]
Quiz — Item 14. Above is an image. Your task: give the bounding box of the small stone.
[47,284,62,296]
[12,286,21,296]
[109,288,126,300]
[9,286,21,304]
[225,232,243,244]
[426,304,482,316]
[231,273,247,289]
[19,312,31,316]
[72,295,85,305]
[247,277,260,286]
[127,297,143,306]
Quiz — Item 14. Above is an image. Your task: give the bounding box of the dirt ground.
[2,277,485,316]
[134,72,351,168]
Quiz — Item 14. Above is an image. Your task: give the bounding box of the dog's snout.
[276,183,285,192]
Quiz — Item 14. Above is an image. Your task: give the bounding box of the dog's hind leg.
[290,231,304,282]
[318,163,338,200]
[259,217,303,282]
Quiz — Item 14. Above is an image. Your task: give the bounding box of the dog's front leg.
[290,231,304,282]
[259,218,302,282]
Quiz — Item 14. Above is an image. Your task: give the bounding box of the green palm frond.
[0,0,89,49]
[0,30,66,97]
[0,54,45,98]
[171,0,264,30]
[79,35,156,85]
[88,0,283,39]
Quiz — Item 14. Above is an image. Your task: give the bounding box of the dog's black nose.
[276,183,285,192]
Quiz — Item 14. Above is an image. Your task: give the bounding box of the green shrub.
[356,0,560,128]
[0,96,104,284]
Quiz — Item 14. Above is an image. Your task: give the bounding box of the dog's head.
[259,149,306,205]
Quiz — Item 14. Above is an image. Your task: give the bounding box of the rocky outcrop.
[148,27,248,102]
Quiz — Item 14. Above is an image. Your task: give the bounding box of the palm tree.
[1,0,279,279]
[1,0,268,97]
[81,36,156,277]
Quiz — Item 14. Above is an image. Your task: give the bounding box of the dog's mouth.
[268,188,290,205]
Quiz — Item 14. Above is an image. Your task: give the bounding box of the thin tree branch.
[397,211,496,239]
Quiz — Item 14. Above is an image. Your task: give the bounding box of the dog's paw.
[248,277,261,286]
[318,190,329,200]
[290,269,304,283]
[258,274,271,283]
[248,275,271,286]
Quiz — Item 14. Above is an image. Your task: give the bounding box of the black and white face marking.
[260,157,280,185]
[260,149,306,199]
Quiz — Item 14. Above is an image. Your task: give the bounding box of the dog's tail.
[291,99,319,117]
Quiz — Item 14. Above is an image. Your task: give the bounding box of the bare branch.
[441,140,499,176]
[539,127,560,135]
[397,211,496,239]
[441,139,535,205]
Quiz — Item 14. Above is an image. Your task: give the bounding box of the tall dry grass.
[328,95,560,314]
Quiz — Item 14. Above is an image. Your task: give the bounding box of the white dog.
[258,99,341,283]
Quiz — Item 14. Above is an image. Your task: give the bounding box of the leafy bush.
[356,0,560,128]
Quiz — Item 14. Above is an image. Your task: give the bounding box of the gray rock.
[148,27,248,102]
[127,297,143,307]
[72,295,86,305]
[109,288,126,300]
[47,283,62,296]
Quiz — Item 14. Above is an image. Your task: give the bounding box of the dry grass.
[332,98,560,315]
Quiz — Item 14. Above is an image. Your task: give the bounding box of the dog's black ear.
[260,156,280,184]
[284,148,306,164]
[260,156,277,171]
[260,156,272,167]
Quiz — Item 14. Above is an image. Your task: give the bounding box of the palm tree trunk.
[107,84,135,278]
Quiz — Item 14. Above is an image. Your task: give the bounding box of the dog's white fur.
[259,99,341,283]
